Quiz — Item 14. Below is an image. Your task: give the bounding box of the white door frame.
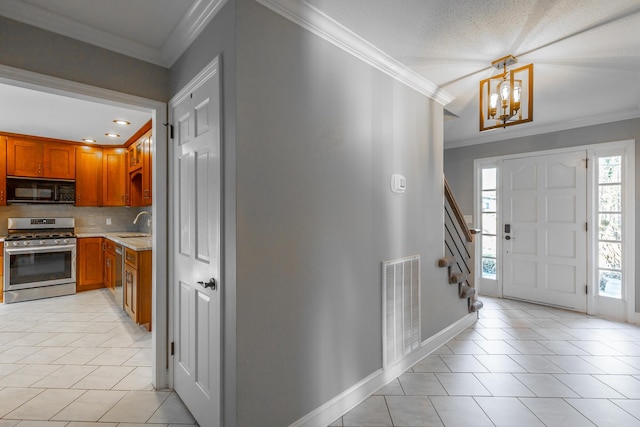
[474,140,636,322]
[0,64,170,387]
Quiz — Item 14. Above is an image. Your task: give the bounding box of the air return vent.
[383,255,420,368]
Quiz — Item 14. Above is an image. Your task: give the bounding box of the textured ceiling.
[1,0,639,147]
[304,0,640,146]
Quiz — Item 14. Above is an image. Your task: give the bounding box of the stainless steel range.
[4,217,76,303]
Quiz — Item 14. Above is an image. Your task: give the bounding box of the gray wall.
[444,117,640,314]
[0,16,169,102]
[169,2,238,426]
[234,1,465,425]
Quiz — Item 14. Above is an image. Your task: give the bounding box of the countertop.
[76,232,152,251]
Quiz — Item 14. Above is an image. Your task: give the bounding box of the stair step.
[449,272,466,284]
[438,256,456,268]
[459,284,476,299]
[469,300,484,313]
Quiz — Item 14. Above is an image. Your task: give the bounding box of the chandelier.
[479,55,533,132]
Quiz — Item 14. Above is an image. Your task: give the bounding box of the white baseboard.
[289,312,478,427]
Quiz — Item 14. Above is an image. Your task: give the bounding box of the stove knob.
[22,241,29,246]
[54,239,60,245]
[13,241,18,246]
[39,240,46,245]
[63,239,69,244]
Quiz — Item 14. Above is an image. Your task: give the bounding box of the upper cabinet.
[7,137,75,179]
[102,148,127,206]
[0,137,6,206]
[127,122,152,207]
[75,146,103,206]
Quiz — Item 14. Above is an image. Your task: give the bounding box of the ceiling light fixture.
[113,119,131,125]
[105,132,120,138]
[82,138,96,143]
[479,55,533,132]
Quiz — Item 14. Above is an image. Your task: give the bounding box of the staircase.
[440,178,483,314]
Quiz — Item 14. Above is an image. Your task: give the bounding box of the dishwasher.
[115,245,124,309]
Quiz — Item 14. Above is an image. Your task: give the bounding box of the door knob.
[197,278,217,290]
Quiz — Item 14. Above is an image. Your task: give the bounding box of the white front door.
[171,58,222,427]
[502,151,588,311]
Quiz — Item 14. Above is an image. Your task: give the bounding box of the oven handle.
[4,244,77,255]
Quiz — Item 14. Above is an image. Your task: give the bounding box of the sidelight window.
[597,156,623,299]
[480,167,497,280]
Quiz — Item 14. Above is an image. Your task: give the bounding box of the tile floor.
[0,289,197,426]
[330,296,640,427]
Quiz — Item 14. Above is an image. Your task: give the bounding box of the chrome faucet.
[133,211,152,225]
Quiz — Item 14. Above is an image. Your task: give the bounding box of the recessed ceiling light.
[113,119,131,126]
[82,138,97,143]
[105,132,120,138]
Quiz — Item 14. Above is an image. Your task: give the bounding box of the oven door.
[4,244,76,291]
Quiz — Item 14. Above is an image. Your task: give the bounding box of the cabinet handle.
[0,190,4,201]
[106,258,110,267]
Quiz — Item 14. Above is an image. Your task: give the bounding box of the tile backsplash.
[0,205,149,235]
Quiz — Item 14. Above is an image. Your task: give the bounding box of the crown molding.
[255,0,454,107]
[0,0,224,68]
[161,0,228,67]
[444,109,640,150]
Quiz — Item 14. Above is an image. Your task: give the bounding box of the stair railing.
[441,178,483,313]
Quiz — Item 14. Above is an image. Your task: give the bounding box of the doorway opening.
[0,65,169,387]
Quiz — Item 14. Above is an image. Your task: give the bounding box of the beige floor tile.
[31,365,98,389]
[112,367,153,391]
[0,365,62,387]
[87,348,140,366]
[5,388,84,420]
[0,388,43,418]
[99,391,171,423]
[71,366,134,390]
[147,393,196,424]
[52,390,128,422]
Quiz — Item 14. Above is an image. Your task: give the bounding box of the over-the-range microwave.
[6,178,75,204]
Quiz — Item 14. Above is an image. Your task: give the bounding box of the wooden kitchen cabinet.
[7,137,75,179]
[127,124,152,207]
[123,247,152,330]
[0,137,6,206]
[43,142,75,179]
[103,239,117,295]
[7,137,41,177]
[75,146,103,206]
[102,148,127,206]
[77,237,104,292]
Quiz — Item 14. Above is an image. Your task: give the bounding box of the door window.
[597,155,623,299]
[481,168,497,280]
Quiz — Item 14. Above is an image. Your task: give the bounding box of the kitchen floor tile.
[474,397,543,427]
[429,396,493,427]
[554,374,624,398]
[99,390,171,423]
[5,388,84,420]
[513,373,579,397]
[520,397,594,426]
[566,398,640,426]
[386,396,443,426]
[435,373,491,396]
[342,396,392,426]
[473,373,535,397]
[52,390,128,422]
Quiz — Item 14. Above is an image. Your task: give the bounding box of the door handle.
[505,236,511,240]
[197,278,217,290]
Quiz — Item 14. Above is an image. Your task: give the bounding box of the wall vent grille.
[383,255,420,368]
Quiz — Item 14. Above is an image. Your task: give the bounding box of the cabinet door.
[43,142,75,179]
[124,263,138,321]
[75,146,103,206]
[0,137,6,206]
[102,148,127,206]
[77,237,104,291]
[142,132,152,205]
[7,138,42,177]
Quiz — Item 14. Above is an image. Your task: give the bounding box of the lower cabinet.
[124,247,152,331]
[77,237,104,292]
[0,252,3,303]
[103,239,117,295]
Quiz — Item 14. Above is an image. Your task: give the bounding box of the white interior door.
[171,58,222,427]
[502,151,587,311]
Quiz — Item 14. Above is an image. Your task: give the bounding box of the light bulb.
[500,80,510,101]
[490,92,499,109]
[512,82,522,112]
